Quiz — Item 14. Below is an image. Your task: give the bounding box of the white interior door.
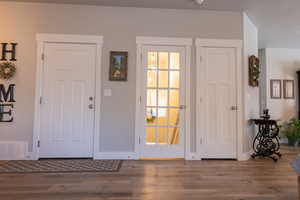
[198,47,238,159]
[139,46,186,158]
[39,43,96,158]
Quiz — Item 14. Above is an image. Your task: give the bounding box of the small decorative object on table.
[251,109,282,162]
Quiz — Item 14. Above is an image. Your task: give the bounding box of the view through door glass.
[146,51,181,145]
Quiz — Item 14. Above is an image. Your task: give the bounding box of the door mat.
[0,159,122,173]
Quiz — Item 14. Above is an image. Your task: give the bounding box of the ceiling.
[2,0,300,48]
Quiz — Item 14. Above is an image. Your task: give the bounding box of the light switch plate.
[104,89,112,97]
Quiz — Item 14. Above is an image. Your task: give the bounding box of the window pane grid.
[146,125,179,128]
[146,50,181,145]
[146,106,180,109]
[151,69,180,72]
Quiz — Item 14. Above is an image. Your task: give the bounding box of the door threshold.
[139,158,184,161]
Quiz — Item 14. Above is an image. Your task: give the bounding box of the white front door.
[139,46,186,158]
[198,47,238,159]
[39,43,96,158]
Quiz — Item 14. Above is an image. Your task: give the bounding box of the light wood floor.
[0,147,299,200]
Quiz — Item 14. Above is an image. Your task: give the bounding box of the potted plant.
[280,119,300,146]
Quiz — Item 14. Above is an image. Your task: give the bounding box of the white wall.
[0,2,243,156]
[264,48,300,121]
[243,13,259,153]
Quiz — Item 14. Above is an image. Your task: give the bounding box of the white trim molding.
[32,33,103,160]
[36,34,103,44]
[196,39,242,48]
[94,152,138,160]
[135,36,192,160]
[136,36,193,46]
[239,150,253,161]
[195,38,244,161]
[185,152,201,160]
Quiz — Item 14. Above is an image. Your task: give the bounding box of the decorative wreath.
[0,62,16,80]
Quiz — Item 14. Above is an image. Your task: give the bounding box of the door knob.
[88,104,94,109]
[231,106,238,111]
[180,105,186,110]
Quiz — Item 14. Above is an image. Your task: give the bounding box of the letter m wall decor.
[0,84,16,122]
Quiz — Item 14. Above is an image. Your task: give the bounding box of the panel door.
[199,47,237,159]
[39,43,96,158]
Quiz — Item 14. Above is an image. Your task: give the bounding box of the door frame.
[32,34,103,160]
[196,39,243,160]
[135,36,192,160]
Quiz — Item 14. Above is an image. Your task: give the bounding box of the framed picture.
[109,51,128,81]
[270,79,281,99]
[283,80,295,99]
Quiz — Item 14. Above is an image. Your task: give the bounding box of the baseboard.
[185,152,200,160]
[94,152,138,160]
[0,141,29,160]
[27,152,39,160]
[238,150,253,161]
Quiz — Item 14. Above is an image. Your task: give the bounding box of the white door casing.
[135,37,192,159]
[196,39,243,160]
[33,34,103,160]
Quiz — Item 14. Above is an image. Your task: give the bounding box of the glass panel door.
[141,46,185,158]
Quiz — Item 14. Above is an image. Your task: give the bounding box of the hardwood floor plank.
[0,146,299,200]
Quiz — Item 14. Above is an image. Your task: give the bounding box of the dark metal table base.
[251,110,282,162]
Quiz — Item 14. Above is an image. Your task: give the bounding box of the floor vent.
[0,142,28,160]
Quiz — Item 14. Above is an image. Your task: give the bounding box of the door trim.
[196,38,243,160]
[135,36,192,160]
[32,34,103,160]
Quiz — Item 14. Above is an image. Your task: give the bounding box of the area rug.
[0,159,122,173]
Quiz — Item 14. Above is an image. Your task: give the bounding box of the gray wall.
[0,2,243,153]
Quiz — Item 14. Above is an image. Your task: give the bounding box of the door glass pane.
[159,71,168,88]
[170,53,180,69]
[169,90,179,107]
[148,52,157,69]
[158,90,168,107]
[169,127,179,144]
[169,109,180,126]
[147,89,157,106]
[170,71,179,88]
[159,52,168,69]
[157,108,168,125]
[147,108,157,125]
[157,127,168,144]
[147,70,157,88]
[146,127,156,144]
[144,50,182,146]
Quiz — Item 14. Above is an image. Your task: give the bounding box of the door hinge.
[41,53,45,61]
[139,96,142,104]
[200,138,203,145]
[37,140,40,148]
[139,136,141,144]
[39,97,43,105]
